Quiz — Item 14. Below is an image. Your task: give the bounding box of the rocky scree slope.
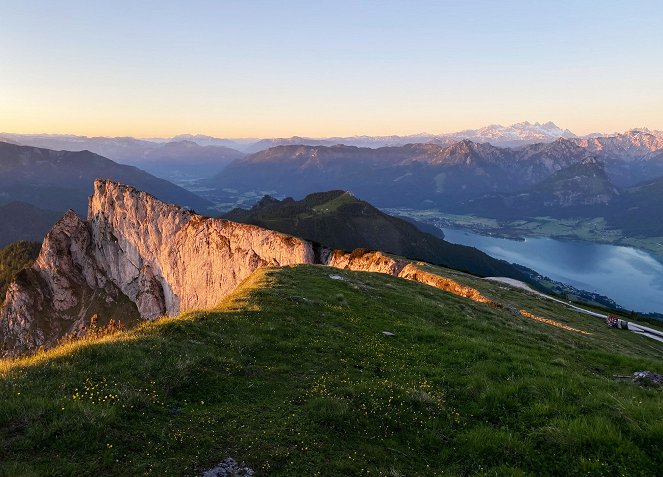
[1,180,556,358]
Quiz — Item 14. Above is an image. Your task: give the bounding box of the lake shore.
[384,208,663,260]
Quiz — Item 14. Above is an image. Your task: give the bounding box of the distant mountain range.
[605,175,663,237]
[208,132,663,199]
[3,124,663,240]
[429,121,577,148]
[224,190,530,279]
[0,134,243,180]
[5,122,661,160]
[207,132,663,238]
[218,121,577,152]
[0,142,213,246]
[458,157,621,218]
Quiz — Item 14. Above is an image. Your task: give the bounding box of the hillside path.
[484,277,663,344]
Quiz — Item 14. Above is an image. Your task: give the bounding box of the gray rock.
[504,304,521,316]
[632,371,663,386]
[202,458,254,477]
[291,296,315,305]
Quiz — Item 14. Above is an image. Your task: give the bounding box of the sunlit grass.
[0,269,271,376]
[0,331,137,376]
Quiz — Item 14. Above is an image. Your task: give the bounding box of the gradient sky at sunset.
[1,0,662,137]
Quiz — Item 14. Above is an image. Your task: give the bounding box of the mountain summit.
[450,121,576,146]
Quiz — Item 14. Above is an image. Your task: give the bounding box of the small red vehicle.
[606,315,629,330]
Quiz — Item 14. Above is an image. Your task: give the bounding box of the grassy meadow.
[1,265,662,476]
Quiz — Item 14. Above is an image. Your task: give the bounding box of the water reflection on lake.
[442,228,663,314]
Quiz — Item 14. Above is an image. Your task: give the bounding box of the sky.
[1,0,662,138]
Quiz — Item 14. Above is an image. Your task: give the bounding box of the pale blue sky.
[1,0,662,137]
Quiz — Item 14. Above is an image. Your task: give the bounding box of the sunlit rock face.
[88,180,317,318]
[327,249,408,275]
[1,180,317,356]
[328,250,492,304]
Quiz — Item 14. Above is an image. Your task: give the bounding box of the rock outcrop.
[0,180,520,358]
[327,249,408,276]
[87,180,316,318]
[0,210,140,354]
[1,180,318,356]
[397,264,492,304]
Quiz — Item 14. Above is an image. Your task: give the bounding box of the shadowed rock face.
[1,180,493,358]
[0,210,140,354]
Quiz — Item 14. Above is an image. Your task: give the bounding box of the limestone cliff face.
[397,264,492,304]
[87,180,316,319]
[1,180,496,358]
[327,249,408,276]
[0,180,319,356]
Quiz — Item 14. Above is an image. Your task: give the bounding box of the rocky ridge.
[1,180,578,358]
[572,129,663,160]
[1,180,317,356]
[0,210,139,354]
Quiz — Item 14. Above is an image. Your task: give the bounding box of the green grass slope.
[0,241,40,298]
[1,265,662,476]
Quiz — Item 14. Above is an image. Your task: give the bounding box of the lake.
[441,228,663,314]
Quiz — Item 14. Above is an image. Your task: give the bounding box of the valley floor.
[1,264,662,476]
